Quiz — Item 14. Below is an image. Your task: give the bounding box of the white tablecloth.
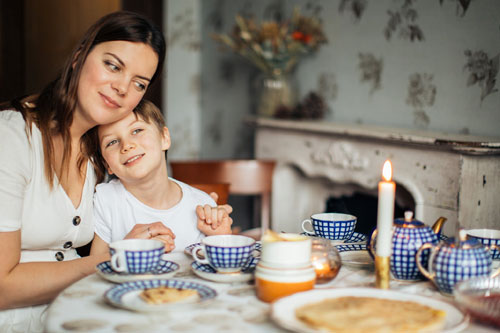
[45,252,499,333]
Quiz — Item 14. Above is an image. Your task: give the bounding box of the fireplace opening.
[325,184,416,236]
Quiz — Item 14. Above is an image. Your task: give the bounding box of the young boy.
[89,100,232,254]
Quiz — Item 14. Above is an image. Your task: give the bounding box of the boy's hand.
[196,204,233,235]
[209,192,233,214]
[124,222,176,252]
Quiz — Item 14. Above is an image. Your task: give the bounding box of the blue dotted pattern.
[205,243,256,270]
[97,260,179,276]
[312,218,356,240]
[432,246,492,294]
[468,235,500,260]
[192,260,257,274]
[105,279,217,307]
[110,247,164,274]
[336,243,367,253]
[390,227,438,280]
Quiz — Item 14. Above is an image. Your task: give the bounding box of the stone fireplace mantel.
[252,117,500,236]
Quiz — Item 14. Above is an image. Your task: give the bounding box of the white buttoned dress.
[0,110,95,332]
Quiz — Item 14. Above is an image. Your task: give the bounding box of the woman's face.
[75,41,159,129]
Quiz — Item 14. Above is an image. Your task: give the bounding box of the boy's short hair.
[84,99,166,184]
[133,99,166,132]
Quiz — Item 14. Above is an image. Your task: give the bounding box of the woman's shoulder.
[0,109,27,126]
[0,110,33,146]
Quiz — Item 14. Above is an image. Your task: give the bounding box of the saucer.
[96,259,180,283]
[191,261,256,283]
[302,232,367,245]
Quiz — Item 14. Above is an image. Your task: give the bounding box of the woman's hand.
[124,222,176,252]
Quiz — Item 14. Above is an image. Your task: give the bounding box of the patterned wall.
[199,0,500,159]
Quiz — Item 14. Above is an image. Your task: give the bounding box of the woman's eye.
[105,139,118,148]
[132,129,143,135]
[104,60,120,72]
[134,81,147,91]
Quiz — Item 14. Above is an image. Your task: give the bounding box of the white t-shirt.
[0,110,96,332]
[94,178,214,252]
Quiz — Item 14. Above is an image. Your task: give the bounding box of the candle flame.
[382,160,392,181]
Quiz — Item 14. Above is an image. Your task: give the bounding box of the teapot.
[416,229,500,295]
[370,211,447,281]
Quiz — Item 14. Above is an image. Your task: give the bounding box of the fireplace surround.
[253,118,500,237]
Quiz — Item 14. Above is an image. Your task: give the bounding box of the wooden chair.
[189,183,230,205]
[170,160,276,234]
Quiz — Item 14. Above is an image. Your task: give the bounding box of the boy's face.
[98,112,170,184]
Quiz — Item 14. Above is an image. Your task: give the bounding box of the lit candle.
[376,160,395,257]
[375,160,395,289]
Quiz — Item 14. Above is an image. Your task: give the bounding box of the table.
[45,252,499,333]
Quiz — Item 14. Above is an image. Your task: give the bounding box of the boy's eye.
[105,139,118,148]
[104,60,120,72]
[132,128,143,135]
[134,81,147,91]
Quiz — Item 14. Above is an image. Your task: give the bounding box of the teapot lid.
[394,211,426,229]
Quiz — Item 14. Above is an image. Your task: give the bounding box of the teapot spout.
[431,217,447,237]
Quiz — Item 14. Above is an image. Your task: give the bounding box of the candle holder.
[310,238,341,284]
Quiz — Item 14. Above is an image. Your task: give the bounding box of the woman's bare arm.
[0,230,109,309]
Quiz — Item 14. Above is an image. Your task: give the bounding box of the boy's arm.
[196,205,233,236]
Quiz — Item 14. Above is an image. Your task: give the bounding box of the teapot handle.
[415,243,436,281]
[489,244,500,278]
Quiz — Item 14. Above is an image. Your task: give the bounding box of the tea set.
[96,211,500,302]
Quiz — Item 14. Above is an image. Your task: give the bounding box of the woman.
[0,11,169,332]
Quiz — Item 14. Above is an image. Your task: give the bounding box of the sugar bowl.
[416,230,500,295]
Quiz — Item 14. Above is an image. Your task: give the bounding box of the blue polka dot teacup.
[109,239,165,274]
[192,235,259,273]
[301,213,357,241]
[466,229,500,260]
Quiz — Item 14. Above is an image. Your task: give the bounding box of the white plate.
[96,260,179,283]
[191,261,255,283]
[271,288,468,333]
[104,279,217,312]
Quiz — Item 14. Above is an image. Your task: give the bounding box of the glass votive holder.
[311,238,341,284]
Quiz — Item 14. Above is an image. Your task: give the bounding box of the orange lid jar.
[255,263,316,303]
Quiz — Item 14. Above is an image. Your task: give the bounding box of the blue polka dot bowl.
[301,213,356,241]
[417,233,498,295]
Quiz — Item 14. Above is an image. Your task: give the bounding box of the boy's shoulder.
[95,178,124,197]
[171,178,216,206]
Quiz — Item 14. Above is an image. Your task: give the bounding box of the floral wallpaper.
[197,0,500,159]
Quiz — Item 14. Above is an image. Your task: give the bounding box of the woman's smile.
[99,92,121,108]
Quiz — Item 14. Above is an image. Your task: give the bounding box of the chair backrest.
[170,160,276,231]
[189,183,230,205]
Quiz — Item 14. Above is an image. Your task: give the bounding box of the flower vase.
[256,73,295,118]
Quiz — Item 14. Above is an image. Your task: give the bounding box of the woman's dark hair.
[6,11,166,187]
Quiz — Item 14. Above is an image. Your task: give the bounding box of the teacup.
[260,232,311,268]
[192,235,258,273]
[109,239,165,274]
[467,229,500,260]
[301,213,357,241]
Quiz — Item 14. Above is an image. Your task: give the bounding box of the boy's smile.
[98,112,170,185]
